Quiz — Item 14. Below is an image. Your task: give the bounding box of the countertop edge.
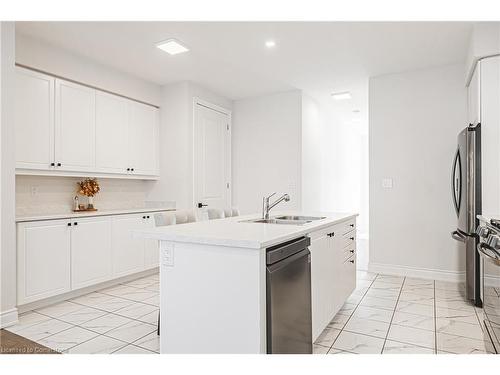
[16,207,176,223]
[136,213,358,249]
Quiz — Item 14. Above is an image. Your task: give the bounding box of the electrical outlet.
[382,178,393,189]
[31,186,39,196]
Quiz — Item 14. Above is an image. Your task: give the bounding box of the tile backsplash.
[16,175,153,217]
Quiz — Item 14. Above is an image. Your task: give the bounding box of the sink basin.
[241,218,310,225]
[274,215,326,221]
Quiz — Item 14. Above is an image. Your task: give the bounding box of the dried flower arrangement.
[76,178,100,211]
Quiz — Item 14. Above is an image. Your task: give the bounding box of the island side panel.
[159,240,267,353]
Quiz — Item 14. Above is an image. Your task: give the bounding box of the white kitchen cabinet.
[17,219,71,305]
[14,67,160,179]
[14,68,55,170]
[111,214,147,277]
[55,79,96,172]
[95,92,130,174]
[70,217,112,289]
[144,216,160,268]
[128,102,159,176]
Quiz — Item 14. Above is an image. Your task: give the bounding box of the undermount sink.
[274,215,326,221]
[242,218,310,225]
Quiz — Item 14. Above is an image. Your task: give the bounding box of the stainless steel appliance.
[476,218,500,353]
[266,236,312,354]
[451,124,482,306]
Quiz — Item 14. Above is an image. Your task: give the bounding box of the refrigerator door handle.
[451,230,466,243]
[451,148,461,217]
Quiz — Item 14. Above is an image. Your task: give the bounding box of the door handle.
[451,230,466,243]
[198,203,208,208]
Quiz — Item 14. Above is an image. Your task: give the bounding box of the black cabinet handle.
[350,237,354,241]
[131,168,134,172]
[198,203,208,208]
[57,162,61,167]
[67,222,71,226]
[350,250,355,253]
[350,224,354,227]
[146,216,150,219]
[327,232,335,237]
[73,222,78,226]
[50,162,55,167]
[349,260,355,264]
[127,168,130,171]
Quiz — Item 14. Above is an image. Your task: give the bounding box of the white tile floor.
[7,273,160,354]
[7,270,491,354]
[314,271,489,354]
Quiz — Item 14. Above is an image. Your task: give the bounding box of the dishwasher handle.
[266,236,311,265]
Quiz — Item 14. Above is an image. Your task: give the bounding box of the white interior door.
[193,101,231,210]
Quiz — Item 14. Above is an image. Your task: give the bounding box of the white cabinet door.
[14,68,55,170]
[144,216,159,268]
[71,217,112,289]
[111,214,146,277]
[128,102,159,176]
[17,220,71,304]
[95,92,130,174]
[55,79,96,171]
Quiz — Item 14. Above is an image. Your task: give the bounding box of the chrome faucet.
[262,192,291,219]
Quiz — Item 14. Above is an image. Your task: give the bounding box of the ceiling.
[15,22,473,117]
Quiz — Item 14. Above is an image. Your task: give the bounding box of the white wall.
[369,64,467,280]
[146,81,232,210]
[15,33,161,106]
[466,22,500,83]
[232,91,302,214]
[0,22,17,327]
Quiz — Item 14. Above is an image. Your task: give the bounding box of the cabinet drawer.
[339,230,356,249]
[340,218,356,235]
[308,224,337,240]
[342,254,356,299]
[342,245,356,261]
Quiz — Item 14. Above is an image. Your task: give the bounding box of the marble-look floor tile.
[435,288,465,299]
[133,332,160,353]
[364,288,400,300]
[356,271,377,281]
[382,340,435,354]
[105,320,157,343]
[391,311,435,331]
[375,275,404,284]
[81,313,132,334]
[344,317,390,339]
[143,284,160,293]
[435,307,480,325]
[57,306,107,325]
[313,344,329,354]
[327,314,350,330]
[101,285,158,302]
[314,327,341,347]
[345,293,364,305]
[435,281,464,292]
[370,281,403,291]
[113,302,158,320]
[401,285,435,296]
[436,332,487,354]
[337,302,357,316]
[38,327,98,352]
[122,277,157,289]
[113,345,156,354]
[398,292,435,306]
[396,301,434,317]
[404,278,434,287]
[356,279,374,289]
[66,335,126,354]
[387,325,435,349]
[351,305,394,323]
[6,311,51,334]
[436,318,483,340]
[435,298,475,312]
[332,331,385,354]
[359,296,397,311]
[35,301,85,318]
[71,293,134,312]
[328,348,356,354]
[8,317,73,342]
[136,310,159,325]
[141,294,160,307]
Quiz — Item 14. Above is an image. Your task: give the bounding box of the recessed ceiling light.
[331,91,352,100]
[156,39,189,55]
[265,40,276,48]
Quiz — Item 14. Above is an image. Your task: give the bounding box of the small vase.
[87,196,95,210]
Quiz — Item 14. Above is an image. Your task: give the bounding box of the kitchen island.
[136,211,357,353]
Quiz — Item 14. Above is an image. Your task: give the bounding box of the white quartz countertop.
[16,207,176,223]
[135,211,358,249]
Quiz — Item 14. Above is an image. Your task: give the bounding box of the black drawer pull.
[67,222,71,226]
[350,237,354,241]
[51,162,55,167]
[73,222,78,226]
[350,250,354,253]
[350,224,354,227]
[349,260,354,264]
[57,162,61,167]
[327,232,335,237]
[127,168,130,171]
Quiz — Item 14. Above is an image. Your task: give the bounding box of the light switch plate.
[162,244,174,267]
[382,178,393,189]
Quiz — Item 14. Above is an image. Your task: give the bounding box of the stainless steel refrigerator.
[451,123,482,307]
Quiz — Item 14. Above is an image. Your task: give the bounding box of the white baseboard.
[0,308,19,329]
[368,262,465,282]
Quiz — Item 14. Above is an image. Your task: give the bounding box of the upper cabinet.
[14,68,55,170]
[14,67,160,179]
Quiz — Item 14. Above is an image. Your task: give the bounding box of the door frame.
[192,97,232,209]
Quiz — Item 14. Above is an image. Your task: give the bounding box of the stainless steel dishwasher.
[266,236,312,354]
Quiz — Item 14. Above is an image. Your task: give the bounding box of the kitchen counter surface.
[16,207,176,223]
[135,211,357,249]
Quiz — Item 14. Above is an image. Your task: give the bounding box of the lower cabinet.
[17,220,71,305]
[71,217,112,289]
[310,219,356,341]
[17,212,162,305]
